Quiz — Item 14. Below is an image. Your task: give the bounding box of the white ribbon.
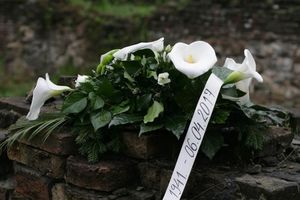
[163,74,223,200]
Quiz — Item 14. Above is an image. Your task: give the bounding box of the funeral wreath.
[1,38,291,162]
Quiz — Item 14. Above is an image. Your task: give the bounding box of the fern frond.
[0,114,69,151]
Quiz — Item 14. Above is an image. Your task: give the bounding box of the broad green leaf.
[88,92,105,110]
[221,86,246,98]
[90,111,112,131]
[211,109,230,124]
[164,115,187,139]
[122,61,141,77]
[212,66,233,82]
[136,94,152,112]
[139,123,163,136]
[201,131,224,160]
[96,78,114,97]
[144,101,164,124]
[111,100,130,115]
[62,92,87,114]
[109,114,143,127]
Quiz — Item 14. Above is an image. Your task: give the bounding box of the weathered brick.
[52,183,67,200]
[8,142,66,178]
[0,97,29,115]
[138,162,161,190]
[19,128,76,156]
[258,126,293,157]
[235,174,299,200]
[0,109,20,128]
[0,176,14,200]
[66,156,136,192]
[65,184,109,200]
[121,131,178,160]
[14,164,52,200]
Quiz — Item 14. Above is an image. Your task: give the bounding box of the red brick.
[65,156,136,192]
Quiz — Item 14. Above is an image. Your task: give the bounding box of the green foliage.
[201,131,224,160]
[143,101,164,123]
[0,114,68,151]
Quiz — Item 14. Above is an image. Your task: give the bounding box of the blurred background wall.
[0,0,299,109]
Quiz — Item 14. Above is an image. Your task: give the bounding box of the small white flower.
[168,41,217,79]
[75,75,89,87]
[223,49,263,104]
[26,73,72,120]
[113,38,164,60]
[157,72,171,86]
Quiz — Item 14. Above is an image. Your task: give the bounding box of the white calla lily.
[168,41,217,79]
[113,38,164,60]
[223,49,263,104]
[75,74,89,87]
[26,73,72,120]
[157,72,171,86]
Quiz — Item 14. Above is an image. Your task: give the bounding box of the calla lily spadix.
[223,49,263,104]
[26,73,72,121]
[113,38,164,60]
[168,41,217,79]
[75,74,89,87]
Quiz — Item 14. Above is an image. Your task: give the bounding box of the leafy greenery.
[1,41,292,163]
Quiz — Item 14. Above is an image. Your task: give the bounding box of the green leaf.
[139,123,163,136]
[221,86,246,98]
[201,131,224,160]
[211,109,230,124]
[122,61,141,77]
[124,71,135,82]
[143,101,164,123]
[96,78,114,97]
[90,111,112,131]
[212,66,233,81]
[109,114,143,127]
[136,94,152,112]
[245,130,264,150]
[88,92,105,110]
[62,92,87,114]
[146,70,157,79]
[164,115,187,139]
[111,100,130,115]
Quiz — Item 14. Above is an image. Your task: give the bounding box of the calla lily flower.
[223,49,263,104]
[26,73,72,120]
[113,38,164,60]
[75,74,89,87]
[158,72,171,86]
[168,41,217,79]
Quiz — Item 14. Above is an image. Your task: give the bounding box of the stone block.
[65,184,111,200]
[19,128,76,156]
[235,174,299,200]
[0,109,21,128]
[0,176,14,200]
[14,164,52,200]
[8,142,66,178]
[258,126,293,158]
[0,97,29,115]
[121,131,178,160]
[65,156,136,192]
[138,162,161,190]
[52,183,67,200]
[10,192,31,200]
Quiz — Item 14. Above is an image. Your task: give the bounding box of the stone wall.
[148,0,300,109]
[1,0,299,108]
[0,96,300,200]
